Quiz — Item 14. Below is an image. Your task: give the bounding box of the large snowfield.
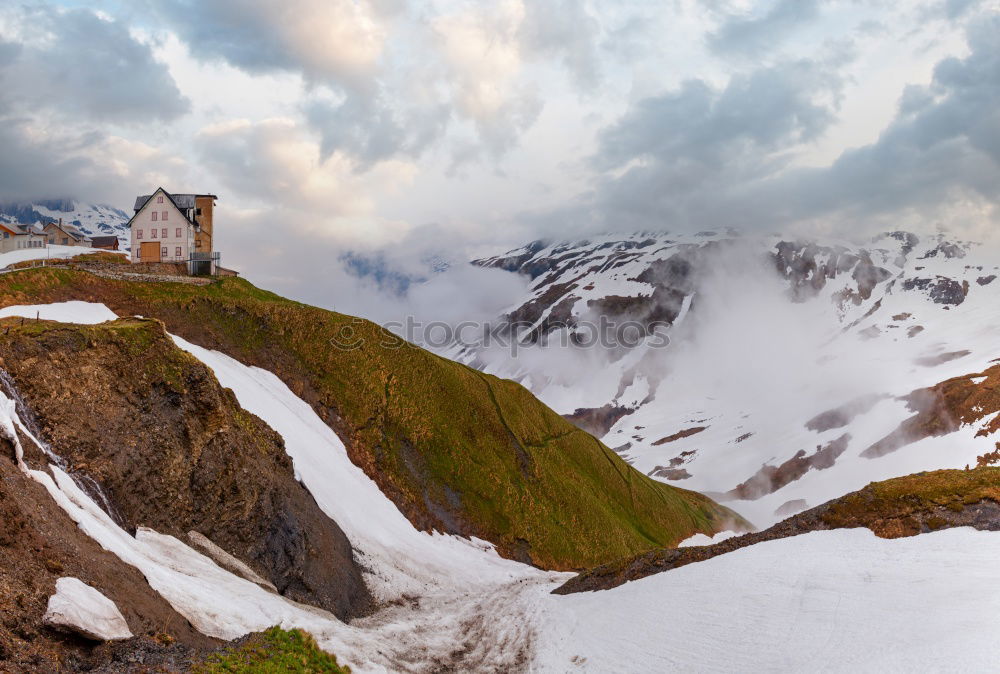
[2,301,999,671]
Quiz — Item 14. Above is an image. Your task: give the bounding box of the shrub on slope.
[0,268,746,570]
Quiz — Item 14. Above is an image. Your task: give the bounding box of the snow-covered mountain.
[0,199,130,249]
[452,231,1000,527]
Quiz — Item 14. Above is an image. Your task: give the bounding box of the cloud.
[708,0,822,58]
[145,0,387,88]
[0,119,188,204]
[585,56,844,231]
[519,0,602,89]
[0,5,189,123]
[304,92,450,168]
[532,10,999,239]
[431,0,543,158]
[195,117,417,240]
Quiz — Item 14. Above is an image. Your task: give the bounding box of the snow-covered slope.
[455,231,1000,528]
[7,301,1000,672]
[0,200,130,250]
[0,245,126,270]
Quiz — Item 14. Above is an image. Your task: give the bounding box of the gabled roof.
[90,236,119,247]
[126,187,215,230]
[43,221,89,241]
[133,190,218,213]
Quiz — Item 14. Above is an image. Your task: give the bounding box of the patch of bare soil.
[648,467,691,480]
[773,499,808,518]
[563,404,633,438]
[805,394,888,432]
[651,426,706,446]
[915,350,971,367]
[0,436,220,672]
[862,365,1000,458]
[724,434,850,501]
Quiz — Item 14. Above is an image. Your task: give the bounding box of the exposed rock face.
[725,434,851,500]
[901,276,969,305]
[563,404,633,438]
[43,578,133,642]
[0,433,219,671]
[0,317,370,619]
[862,365,1000,458]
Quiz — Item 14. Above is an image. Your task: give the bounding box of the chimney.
[59,217,62,226]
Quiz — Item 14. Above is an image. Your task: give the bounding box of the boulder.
[43,577,133,641]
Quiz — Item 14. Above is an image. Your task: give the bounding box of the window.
[175,228,181,238]
[152,211,158,222]
[195,208,202,216]
[160,228,166,239]
[175,246,182,257]
[157,196,164,204]
[161,247,168,258]
[162,211,168,221]
[137,229,143,239]
[151,228,158,238]
[61,237,69,245]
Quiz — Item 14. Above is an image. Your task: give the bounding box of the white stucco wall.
[130,190,194,262]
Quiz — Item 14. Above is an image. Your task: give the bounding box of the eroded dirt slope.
[0,316,371,620]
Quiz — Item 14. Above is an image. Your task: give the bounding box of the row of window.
[151,210,169,221]
[16,240,44,248]
[136,228,183,240]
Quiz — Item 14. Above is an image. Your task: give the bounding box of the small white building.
[0,222,47,253]
[126,188,218,273]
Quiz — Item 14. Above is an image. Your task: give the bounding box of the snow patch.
[0,301,118,324]
[43,577,133,641]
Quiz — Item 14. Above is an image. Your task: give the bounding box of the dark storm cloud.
[576,12,1000,234]
[0,120,101,202]
[708,0,822,58]
[587,57,843,230]
[2,6,189,123]
[766,13,1000,221]
[0,6,189,202]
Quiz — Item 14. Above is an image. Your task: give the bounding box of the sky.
[0,0,998,322]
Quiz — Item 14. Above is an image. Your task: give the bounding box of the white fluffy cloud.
[3,0,1000,324]
[146,0,388,87]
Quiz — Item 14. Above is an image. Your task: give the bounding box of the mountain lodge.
[127,188,220,275]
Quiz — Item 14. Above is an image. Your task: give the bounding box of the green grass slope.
[0,267,746,570]
[194,627,350,673]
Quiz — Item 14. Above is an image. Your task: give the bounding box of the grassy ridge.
[0,268,746,570]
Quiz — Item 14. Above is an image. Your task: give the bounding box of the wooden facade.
[193,195,215,253]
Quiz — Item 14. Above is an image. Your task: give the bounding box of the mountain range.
[453,230,1000,527]
[0,236,998,671]
[0,200,131,249]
